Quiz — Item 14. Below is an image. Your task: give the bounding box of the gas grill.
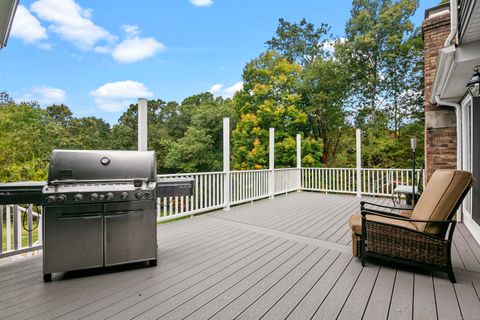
[0,150,193,282]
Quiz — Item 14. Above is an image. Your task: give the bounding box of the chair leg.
[447,266,456,283]
[361,241,366,267]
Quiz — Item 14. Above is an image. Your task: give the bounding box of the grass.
[2,216,39,252]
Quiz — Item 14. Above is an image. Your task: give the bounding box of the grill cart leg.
[43,273,52,282]
[149,259,157,267]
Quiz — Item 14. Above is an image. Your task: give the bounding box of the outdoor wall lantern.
[467,66,480,98]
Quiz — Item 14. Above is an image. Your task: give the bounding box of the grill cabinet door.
[43,204,103,274]
[104,200,156,266]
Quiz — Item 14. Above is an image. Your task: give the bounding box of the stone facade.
[423,4,458,181]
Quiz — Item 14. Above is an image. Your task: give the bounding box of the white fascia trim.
[0,0,19,49]
[430,45,457,104]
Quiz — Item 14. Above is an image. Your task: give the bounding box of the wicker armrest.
[361,201,413,212]
[361,210,456,242]
[361,210,455,225]
[360,208,410,220]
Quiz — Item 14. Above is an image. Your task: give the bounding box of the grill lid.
[48,150,157,184]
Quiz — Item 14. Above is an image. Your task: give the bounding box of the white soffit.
[431,42,480,103]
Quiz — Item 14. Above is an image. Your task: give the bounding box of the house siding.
[423,7,458,181]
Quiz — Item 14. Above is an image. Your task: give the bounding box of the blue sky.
[1,0,439,124]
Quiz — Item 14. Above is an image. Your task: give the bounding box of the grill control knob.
[120,192,129,200]
[90,193,99,201]
[73,194,83,202]
[46,196,56,204]
[56,194,67,203]
[98,194,105,201]
[105,192,114,200]
[135,191,143,199]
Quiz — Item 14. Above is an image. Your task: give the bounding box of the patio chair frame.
[359,184,471,283]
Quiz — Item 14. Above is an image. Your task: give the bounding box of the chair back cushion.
[411,170,473,234]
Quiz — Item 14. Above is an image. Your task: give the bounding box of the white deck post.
[138,98,148,151]
[356,129,362,197]
[296,134,301,191]
[269,128,275,199]
[223,118,231,210]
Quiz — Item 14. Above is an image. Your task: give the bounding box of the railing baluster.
[0,205,3,254]
[13,205,21,250]
[27,205,33,248]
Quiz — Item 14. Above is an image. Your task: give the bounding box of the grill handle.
[104,210,142,218]
[58,213,102,220]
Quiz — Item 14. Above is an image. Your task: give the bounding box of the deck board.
[1,192,480,319]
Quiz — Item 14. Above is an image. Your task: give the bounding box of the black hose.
[22,204,40,233]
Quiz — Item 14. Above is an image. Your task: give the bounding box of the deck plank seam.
[246,249,333,320]
[281,252,342,319]
[69,234,273,320]
[168,243,312,320]
[359,266,382,320]
[209,215,352,255]
[131,239,295,320]
[106,238,288,320]
[188,246,322,320]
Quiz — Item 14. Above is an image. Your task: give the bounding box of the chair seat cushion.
[348,213,418,235]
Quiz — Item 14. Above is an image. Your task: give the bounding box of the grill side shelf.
[0,181,46,205]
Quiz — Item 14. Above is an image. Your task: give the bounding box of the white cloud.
[122,24,140,37]
[209,84,223,94]
[112,34,165,64]
[209,82,243,98]
[93,25,166,64]
[190,0,213,7]
[90,81,153,112]
[10,5,48,43]
[322,38,345,54]
[37,43,52,50]
[20,1,165,63]
[17,86,66,105]
[31,0,116,50]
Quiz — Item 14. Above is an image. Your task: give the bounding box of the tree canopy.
[0,0,425,181]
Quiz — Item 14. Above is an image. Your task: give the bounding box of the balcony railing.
[0,167,424,259]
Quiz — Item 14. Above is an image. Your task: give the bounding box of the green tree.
[339,0,419,125]
[266,18,331,66]
[232,51,317,169]
[300,55,350,165]
[165,93,234,172]
[0,101,52,181]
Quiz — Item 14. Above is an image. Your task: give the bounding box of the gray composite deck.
[2,192,480,320]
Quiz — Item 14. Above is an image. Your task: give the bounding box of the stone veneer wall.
[423,4,458,181]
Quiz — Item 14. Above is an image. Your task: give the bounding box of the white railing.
[361,168,424,196]
[157,172,225,222]
[302,168,357,194]
[0,167,424,257]
[301,168,425,197]
[230,169,270,205]
[0,204,42,258]
[274,168,300,194]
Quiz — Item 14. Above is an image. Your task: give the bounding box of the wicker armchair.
[348,170,473,282]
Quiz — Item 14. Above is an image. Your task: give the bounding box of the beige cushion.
[348,213,417,236]
[411,170,473,234]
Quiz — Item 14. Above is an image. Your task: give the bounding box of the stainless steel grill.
[0,149,193,282]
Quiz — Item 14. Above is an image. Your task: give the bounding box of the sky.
[1,0,440,124]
